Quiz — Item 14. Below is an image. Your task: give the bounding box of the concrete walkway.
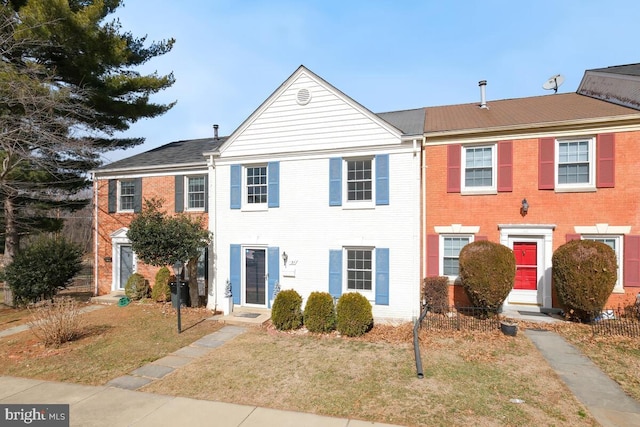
[526,329,640,427]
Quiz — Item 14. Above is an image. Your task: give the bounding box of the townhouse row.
[93,64,640,321]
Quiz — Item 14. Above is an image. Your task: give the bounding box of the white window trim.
[581,235,624,294]
[555,137,596,192]
[185,175,206,212]
[461,144,497,195]
[343,157,375,210]
[117,179,135,213]
[242,164,268,212]
[343,246,375,298]
[439,234,474,281]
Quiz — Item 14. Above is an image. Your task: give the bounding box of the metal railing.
[420,305,501,332]
[591,305,640,337]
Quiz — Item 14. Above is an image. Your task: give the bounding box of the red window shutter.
[538,137,555,190]
[596,133,615,188]
[427,234,440,277]
[624,235,640,287]
[447,145,461,193]
[475,235,488,241]
[497,141,513,192]
[565,234,581,242]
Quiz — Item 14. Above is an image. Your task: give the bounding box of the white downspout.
[92,173,99,296]
[207,157,217,312]
[421,136,427,284]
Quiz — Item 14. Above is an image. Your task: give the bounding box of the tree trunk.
[3,196,19,265]
[187,258,200,307]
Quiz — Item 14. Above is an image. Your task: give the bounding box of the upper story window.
[187,176,206,210]
[557,138,594,189]
[230,162,279,210]
[347,159,372,202]
[119,180,136,211]
[462,145,496,192]
[329,155,389,208]
[246,166,268,205]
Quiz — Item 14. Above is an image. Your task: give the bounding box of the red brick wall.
[94,176,208,295]
[426,130,640,308]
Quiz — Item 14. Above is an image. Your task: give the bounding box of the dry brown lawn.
[142,322,599,426]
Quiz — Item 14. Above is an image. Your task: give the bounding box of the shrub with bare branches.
[28,297,84,347]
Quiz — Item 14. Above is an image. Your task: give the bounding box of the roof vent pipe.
[213,124,219,140]
[479,80,487,109]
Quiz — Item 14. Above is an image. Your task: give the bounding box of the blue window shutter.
[376,154,389,205]
[175,175,184,213]
[329,250,343,298]
[329,158,342,206]
[268,247,279,308]
[375,248,389,305]
[230,165,241,209]
[108,180,117,213]
[133,178,142,213]
[268,162,280,208]
[230,244,241,304]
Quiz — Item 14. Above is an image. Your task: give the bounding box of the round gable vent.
[296,88,311,105]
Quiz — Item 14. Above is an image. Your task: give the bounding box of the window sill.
[554,186,597,193]
[461,189,497,196]
[241,205,268,212]
[342,202,375,210]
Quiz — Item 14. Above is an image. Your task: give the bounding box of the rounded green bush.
[552,239,617,322]
[336,292,373,337]
[304,291,336,333]
[459,240,515,313]
[3,237,83,307]
[151,267,171,302]
[271,289,303,330]
[125,273,149,300]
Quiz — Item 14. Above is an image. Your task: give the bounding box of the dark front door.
[245,248,266,305]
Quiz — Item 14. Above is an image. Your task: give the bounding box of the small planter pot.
[500,321,518,337]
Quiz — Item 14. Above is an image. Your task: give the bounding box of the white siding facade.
[207,67,421,322]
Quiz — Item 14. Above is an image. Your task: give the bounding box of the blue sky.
[106,0,640,162]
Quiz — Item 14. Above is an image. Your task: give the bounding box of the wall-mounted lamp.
[282,251,288,267]
[521,198,529,216]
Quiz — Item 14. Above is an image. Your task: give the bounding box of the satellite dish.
[542,74,564,93]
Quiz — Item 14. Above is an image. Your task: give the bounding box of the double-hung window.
[346,249,373,291]
[329,155,388,208]
[462,145,496,193]
[187,176,206,210]
[556,138,595,190]
[246,166,268,205]
[119,180,136,212]
[442,235,471,278]
[347,159,372,202]
[583,235,623,293]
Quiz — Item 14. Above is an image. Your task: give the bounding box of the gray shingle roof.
[377,108,426,135]
[586,63,640,77]
[97,137,226,172]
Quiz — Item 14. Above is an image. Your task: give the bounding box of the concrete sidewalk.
[525,329,640,427]
[0,376,403,427]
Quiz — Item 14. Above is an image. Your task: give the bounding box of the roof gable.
[218,66,405,159]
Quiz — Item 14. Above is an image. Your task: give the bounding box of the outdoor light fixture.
[282,251,288,267]
[521,198,529,215]
[172,260,184,334]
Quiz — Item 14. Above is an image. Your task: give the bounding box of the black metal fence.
[590,305,640,337]
[420,306,501,332]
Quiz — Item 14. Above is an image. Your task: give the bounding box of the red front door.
[514,242,537,290]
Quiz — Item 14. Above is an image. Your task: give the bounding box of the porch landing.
[210,307,271,327]
[90,291,126,305]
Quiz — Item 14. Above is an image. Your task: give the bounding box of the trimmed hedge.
[151,267,171,302]
[336,292,373,337]
[422,276,450,313]
[459,240,515,314]
[552,239,617,322]
[271,289,303,330]
[304,291,336,333]
[125,273,149,300]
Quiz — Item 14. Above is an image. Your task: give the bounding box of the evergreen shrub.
[303,291,336,333]
[336,292,373,337]
[459,240,515,314]
[125,273,149,300]
[271,289,303,330]
[151,267,171,302]
[552,239,617,322]
[422,276,450,313]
